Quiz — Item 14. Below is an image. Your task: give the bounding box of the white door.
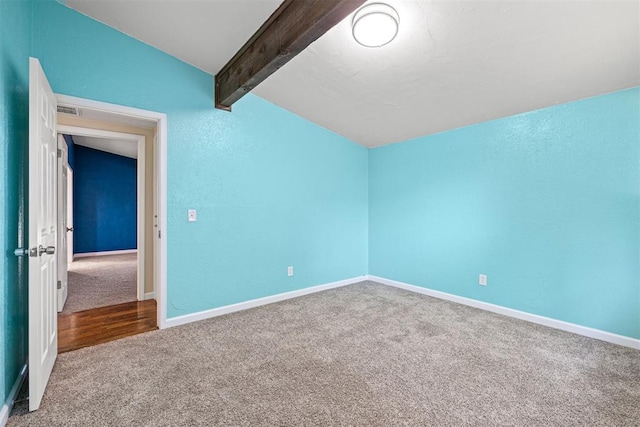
[57,135,69,312]
[28,57,58,411]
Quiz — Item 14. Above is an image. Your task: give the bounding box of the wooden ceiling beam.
[214,0,366,111]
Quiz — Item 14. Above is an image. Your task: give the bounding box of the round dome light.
[352,3,399,48]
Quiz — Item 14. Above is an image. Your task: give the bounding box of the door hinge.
[158,230,161,239]
[57,280,62,290]
[57,148,62,158]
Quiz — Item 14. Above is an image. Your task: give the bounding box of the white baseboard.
[0,363,28,427]
[165,275,368,329]
[368,275,640,350]
[74,249,137,258]
[143,292,155,300]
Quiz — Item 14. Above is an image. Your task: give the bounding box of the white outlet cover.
[479,274,487,286]
[188,209,197,222]
[287,266,293,277]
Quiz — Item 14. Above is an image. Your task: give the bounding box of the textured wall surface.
[32,1,369,318]
[369,88,640,339]
[0,0,31,405]
[73,146,138,254]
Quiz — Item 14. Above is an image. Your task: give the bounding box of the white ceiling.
[65,0,640,148]
[65,0,283,77]
[73,135,138,159]
[255,0,640,146]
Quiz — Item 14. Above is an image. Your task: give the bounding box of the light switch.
[188,210,197,222]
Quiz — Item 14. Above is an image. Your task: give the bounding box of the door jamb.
[55,94,168,329]
[56,134,69,312]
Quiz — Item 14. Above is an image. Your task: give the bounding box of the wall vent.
[57,105,81,116]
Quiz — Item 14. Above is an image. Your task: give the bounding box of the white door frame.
[67,166,73,266]
[56,134,69,312]
[56,94,168,329]
[57,125,146,301]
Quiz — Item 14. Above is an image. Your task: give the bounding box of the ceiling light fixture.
[352,3,399,48]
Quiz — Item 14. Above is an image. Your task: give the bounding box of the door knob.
[15,247,42,257]
[67,227,74,232]
[38,245,56,256]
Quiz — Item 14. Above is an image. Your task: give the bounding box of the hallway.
[63,253,137,314]
[58,252,157,353]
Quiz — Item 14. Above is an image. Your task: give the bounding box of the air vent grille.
[57,105,80,116]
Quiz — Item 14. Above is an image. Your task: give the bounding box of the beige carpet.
[10,282,640,426]
[62,253,138,314]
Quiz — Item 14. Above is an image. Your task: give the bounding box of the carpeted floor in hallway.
[62,253,138,314]
[9,281,640,426]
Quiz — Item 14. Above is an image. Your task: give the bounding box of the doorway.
[56,127,148,314]
[53,98,166,353]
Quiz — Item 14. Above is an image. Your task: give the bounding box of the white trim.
[368,275,640,350]
[0,363,27,427]
[154,116,168,329]
[73,249,138,258]
[137,134,146,301]
[156,113,167,329]
[56,134,69,312]
[55,94,168,329]
[144,291,156,300]
[165,276,368,329]
[67,167,74,266]
[56,94,165,124]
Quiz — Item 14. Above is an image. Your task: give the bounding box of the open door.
[57,134,69,312]
[28,57,58,411]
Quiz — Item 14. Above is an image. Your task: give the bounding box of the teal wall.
[369,88,640,339]
[31,1,369,318]
[1,0,638,410]
[73,145,138,254]
[0,0,32,405]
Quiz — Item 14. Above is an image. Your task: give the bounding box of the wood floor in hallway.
[58,299,157,353]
